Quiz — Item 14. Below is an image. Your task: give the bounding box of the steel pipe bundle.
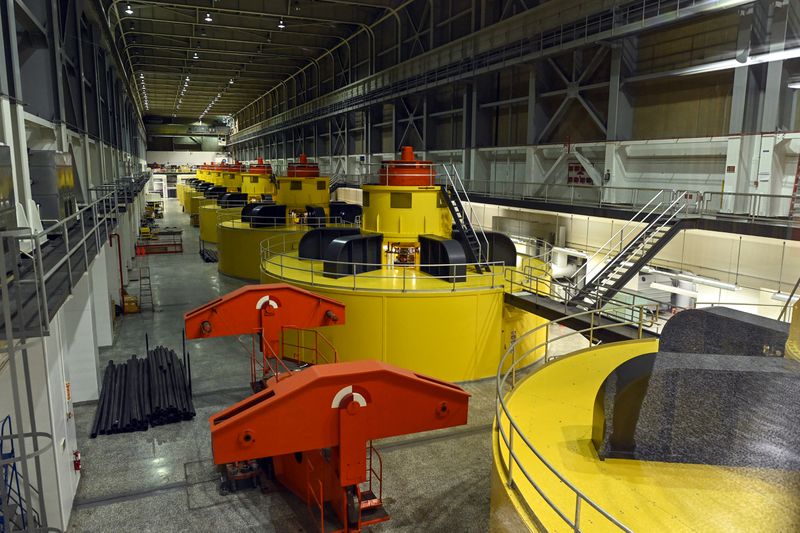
[90,346,195,438]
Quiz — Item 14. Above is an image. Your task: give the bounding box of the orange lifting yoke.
[183,284,470,532]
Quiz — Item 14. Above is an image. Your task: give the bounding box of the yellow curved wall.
[181,186,198,210]
[189,194,205,216]
[218,223,296,280]
[360,185,452,241]
[258,270,547,382]
[200,206,242,244]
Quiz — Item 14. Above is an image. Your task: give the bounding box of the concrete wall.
[145,150,229,166]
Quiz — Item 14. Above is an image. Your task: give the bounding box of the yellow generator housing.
[275,176,330,212]
[221,164,243,191]
[241,163,276,201]
[360,185,452,241]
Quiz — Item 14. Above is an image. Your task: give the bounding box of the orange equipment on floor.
[183,284,470,532]
[184,283,345,390]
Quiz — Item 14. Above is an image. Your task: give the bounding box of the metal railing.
[574,192,687,295]
[280,326,339,367]
[462,179,799,223]
[1,174,148,533]
[443,164,490,262]
[504,265,668,331]
[261,231,504,293]
[571,190,680,287]
[216,208,355,230]
[495,303,660,533]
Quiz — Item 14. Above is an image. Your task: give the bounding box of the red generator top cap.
[379,146,434,186]
[246,162,273,175]
[225,163,242,172]
[287,153,320,178]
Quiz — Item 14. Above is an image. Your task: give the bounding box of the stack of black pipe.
[90,346,195,438]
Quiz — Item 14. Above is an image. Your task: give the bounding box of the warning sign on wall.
[567,163,592,185]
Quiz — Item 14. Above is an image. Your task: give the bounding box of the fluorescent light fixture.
[124,4,133,15]
[278,18,285,29]
[204,13,213,22]
[650,282,699,298]
[789,81,800,90]
[672,47,800,77]
[771,291,800,303]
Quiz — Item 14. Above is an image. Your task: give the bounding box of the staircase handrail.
[574,190,685,287]
[587,193,687,290]
[442,164,489,261]
[571,190,669,285]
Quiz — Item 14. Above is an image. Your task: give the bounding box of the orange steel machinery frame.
[183,284,471,532]
[184,283,346,389]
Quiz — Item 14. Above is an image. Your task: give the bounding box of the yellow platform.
[259,242,548,382]
[491,338,800,532]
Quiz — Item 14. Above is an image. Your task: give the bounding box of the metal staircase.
[569,191,687,308]
[441,165,489,273]
[1,416,39,533]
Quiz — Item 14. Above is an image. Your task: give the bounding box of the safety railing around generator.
[495,303,660,533]
[461,179,799,224]
[215,208,358,231]
[260,231,507,294]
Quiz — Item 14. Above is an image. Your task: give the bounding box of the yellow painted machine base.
[199,204,240,244]
[258,268,547,382]
[491,339,800,532]
[217,222,299,280]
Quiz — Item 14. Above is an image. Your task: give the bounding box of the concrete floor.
[67,200,510,533]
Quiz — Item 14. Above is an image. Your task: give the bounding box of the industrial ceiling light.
[124,4,133,15]
[789,79,800,89]
[649,282,699,299]
[229,78,234,84]
[139,73,143,79]
[771,291,800,303]
[278,18,285,29]
[204,13,213,22]
[193,52,199,59]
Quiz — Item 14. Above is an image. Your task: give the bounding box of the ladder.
[1,416,39,532]
[138,267,154,312]
[441,165,489,273]
[569,192,687,308]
